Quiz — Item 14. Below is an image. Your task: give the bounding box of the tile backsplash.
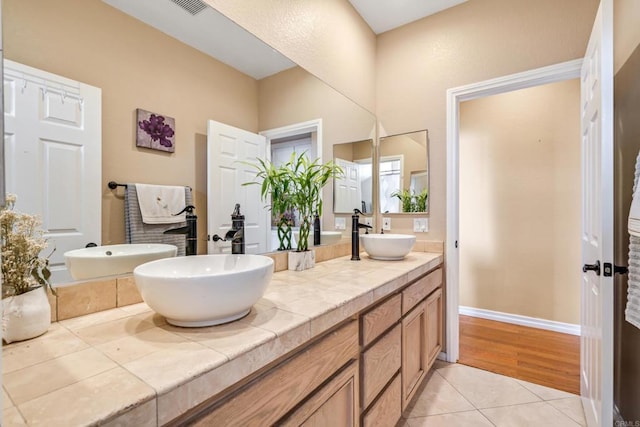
[48,240,442,322]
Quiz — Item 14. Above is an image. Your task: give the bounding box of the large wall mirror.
[4,0,376,282]
[333,139,374,214]
[379,130,429,214]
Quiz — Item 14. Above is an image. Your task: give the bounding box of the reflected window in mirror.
[333,139,374,214]
[379,130,429,213]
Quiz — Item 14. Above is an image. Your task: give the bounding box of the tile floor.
[399,361,586,427]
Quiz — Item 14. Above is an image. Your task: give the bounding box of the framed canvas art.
[136,108,175,153]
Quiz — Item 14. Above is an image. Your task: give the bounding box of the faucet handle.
[353,208,364,215]
[174,205,195,216]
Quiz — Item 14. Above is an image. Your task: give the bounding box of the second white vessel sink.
[64,244,177,280]
[360,234,416,260]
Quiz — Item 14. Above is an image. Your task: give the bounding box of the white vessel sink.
[133,254,274,327]
[293,230,343,247]
[360,234,416,260]
[64,244,177,280]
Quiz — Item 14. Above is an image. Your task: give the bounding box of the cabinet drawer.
[361,324,401,408]
[402,268,442,315]
[361,293,401,347]
[362,374,401,427]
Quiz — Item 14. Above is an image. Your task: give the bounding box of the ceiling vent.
[169,0,207,15]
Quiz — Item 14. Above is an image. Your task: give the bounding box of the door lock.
[582,260,601,276]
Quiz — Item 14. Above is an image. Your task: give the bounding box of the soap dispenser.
[313,213,321,246]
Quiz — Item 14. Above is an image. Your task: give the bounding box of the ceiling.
[348,0,468,34]
[102,0,467,80]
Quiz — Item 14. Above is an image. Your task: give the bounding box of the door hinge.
[455,240,458,249]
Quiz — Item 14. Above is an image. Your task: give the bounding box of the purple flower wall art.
[136,109,176,153]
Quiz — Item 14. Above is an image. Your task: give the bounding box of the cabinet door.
[282,361,359,427]
[361,324,402,408]
[401,301,427,410]
[426,288,443,369]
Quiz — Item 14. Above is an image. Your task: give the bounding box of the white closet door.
[3,60,102,284]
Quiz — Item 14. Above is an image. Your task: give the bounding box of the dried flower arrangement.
[1,194,55,298]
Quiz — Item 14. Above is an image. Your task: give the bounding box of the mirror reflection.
[333,139,374,214]
[4,0,376,283]
[379,130,429,214]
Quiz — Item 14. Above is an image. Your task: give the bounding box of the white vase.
[288,250,315,271]
[2,286,51,344]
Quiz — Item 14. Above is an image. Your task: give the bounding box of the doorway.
[445,59,583,363]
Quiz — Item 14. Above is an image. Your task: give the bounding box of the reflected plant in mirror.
[242,157,295,251]
[333,139,374,214]
[379,130,429,214]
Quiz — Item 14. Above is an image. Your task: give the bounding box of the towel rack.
[108,181,193,191]
[107,181,127,190]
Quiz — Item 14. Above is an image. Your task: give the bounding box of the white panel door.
[580,1,613,426]
[334,158,361,213]
[207,120,267,254]
[3,60,101,284]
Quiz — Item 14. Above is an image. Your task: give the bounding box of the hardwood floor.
[458,315,580,394]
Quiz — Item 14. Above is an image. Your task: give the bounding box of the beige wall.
[258,66,376,232]
[376,0,598,240]
[380,132,428,191]
[459,79,581,324]
[4,0,259,253]
[615,0,640,73]
[205,0,377,113]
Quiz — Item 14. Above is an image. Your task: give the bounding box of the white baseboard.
[458,306,581,336]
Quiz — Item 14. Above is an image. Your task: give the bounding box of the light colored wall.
[380,133,428,191]
[459,79,581,324]
[4,0,259,253]
[258,66,376,232]
[615,0,640,73]
[205,0,377,113]
[376,0,598,240]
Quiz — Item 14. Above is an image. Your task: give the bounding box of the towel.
[135,183,186,224]
[626,151,640,328]
[125,185,193,257]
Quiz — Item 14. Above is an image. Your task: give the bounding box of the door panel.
[3,60,101,284]
[207,120,267,254]
[580,1,614,425]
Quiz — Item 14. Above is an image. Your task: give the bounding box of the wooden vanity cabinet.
[401,268,443,410]
[183,266,443,427]
[189,321,359,427]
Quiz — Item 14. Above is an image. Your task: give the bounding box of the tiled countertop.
[2,252,443,427]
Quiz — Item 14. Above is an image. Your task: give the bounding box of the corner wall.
[375,0,598,240]
[205,0,377,114]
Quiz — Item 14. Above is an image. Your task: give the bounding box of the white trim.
[459,306,581,336]
[260,118,323,164]
[445,59,583,364]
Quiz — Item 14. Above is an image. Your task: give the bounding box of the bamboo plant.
[242,158,294,250]
[283,152,343,252]
[244,152,343,252]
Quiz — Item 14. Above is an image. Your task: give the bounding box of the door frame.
[259,119,323,251]
[444,59,583,363]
